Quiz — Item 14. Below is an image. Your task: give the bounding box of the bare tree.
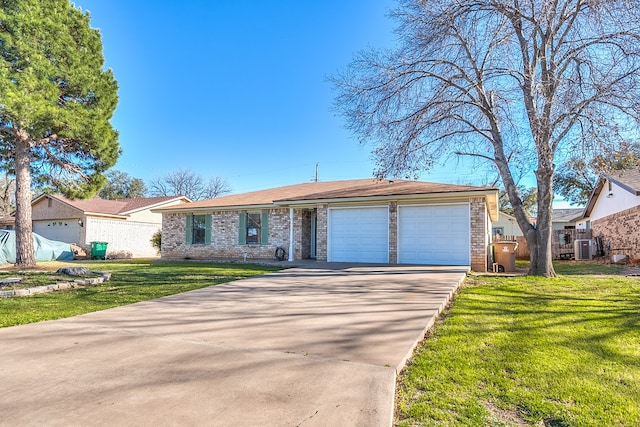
[333,0,640,276]
[149,169,231,201]
[202,176,232,200]
[0,174,15,217]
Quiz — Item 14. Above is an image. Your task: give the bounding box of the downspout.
[288,208,294,261]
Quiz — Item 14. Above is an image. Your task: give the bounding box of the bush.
[150,230,161,254]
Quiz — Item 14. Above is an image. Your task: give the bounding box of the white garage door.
[398,204,470,265]
[33,220,80,244]
[329,207,389,263]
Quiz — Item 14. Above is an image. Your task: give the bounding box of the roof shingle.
[161,179,496,210]
[44,195,186,216]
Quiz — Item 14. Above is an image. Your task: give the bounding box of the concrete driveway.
[0,264,467,426]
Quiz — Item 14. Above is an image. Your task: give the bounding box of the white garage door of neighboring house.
[328,207,389,263]
[398,204,470,265]
[33,220,80,244]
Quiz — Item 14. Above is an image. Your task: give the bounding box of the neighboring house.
[578,170,640,259]
[153,179,499,272]
[552,208,587,259]
[492,208,584,260]
[31,194,190,258]
[0,216,14,230]
[493,208,582,237]
[551,208,584,230]
[492,212,523,238]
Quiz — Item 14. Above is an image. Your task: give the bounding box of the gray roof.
[552,208,584,223]
[607,169,640,195]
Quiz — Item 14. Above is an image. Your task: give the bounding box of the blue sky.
[72,0,492,194]
[73,1,575,207]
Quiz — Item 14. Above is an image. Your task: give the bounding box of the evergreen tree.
[99,170,147,200]
[0,0,119,266]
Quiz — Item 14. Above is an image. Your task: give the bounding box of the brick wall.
[316,204,328,261]
[161,209,294,262]
[388,201,398,264]
[160,198,491,271]
[470,198,489,272]
[592,205,640,259]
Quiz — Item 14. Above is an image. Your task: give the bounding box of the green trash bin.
[90,241,108,260]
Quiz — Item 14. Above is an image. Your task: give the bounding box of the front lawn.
[0,260,281,328]
[396,261,640,426]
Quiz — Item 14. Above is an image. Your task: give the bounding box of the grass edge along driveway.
[395,262,640,426]
[0,260,281,328]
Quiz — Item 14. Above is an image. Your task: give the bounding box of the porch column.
[288,208,294,261]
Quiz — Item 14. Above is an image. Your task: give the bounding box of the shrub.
[150,230,161,254]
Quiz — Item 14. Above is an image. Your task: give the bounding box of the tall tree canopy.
[333,0,640,276]
[553,142,640,205]
[500,186,537,217]
[0,0,120,267]
[99,170,147,200]
[149,169,231,201]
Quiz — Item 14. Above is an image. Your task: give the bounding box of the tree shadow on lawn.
[463,278,640,369]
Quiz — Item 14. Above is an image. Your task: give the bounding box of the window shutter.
[261,211,269,244]
[185,215,193,245]
[204,215,212,245]
[238,213,246,244]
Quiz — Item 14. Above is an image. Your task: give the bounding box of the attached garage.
[33,220,80,245]
[155,178,499,272]
[398,204,470,265]
[328,206,389,263]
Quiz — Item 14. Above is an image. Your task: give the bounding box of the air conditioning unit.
[574,239,593,260]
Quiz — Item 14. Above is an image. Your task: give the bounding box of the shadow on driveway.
[0,264,466,426]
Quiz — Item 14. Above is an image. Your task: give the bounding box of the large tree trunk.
[528,166,556,277]
[14,136,35,268]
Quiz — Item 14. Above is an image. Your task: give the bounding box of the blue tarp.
[0,230,74,264]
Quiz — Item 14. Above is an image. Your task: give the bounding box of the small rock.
[56,267,92,276]
[0,277,22,285]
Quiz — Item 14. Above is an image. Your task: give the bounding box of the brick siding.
[592,205,640,259]
[470,198,489,272]
[388,201,398,264]
[160,199,491,271]
[162,209,294,262]
[316,204,328,261]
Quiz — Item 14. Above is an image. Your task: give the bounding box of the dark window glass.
[246,212,261,244]
[192,214,206,244]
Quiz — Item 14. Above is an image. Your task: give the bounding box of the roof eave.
[582,176,606,218]
[152,203,276,214]
[606,173,640,196]
[280,189,496,203]
[84,212,129,219]
[121,196,191,215]
[154,189,500,218]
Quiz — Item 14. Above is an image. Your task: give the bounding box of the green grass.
[396,261,640,426]
[0,260,281,328]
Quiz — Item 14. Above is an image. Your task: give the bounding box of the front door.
[310,213,317,259]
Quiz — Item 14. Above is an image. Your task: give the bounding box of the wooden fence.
[493,229,593,260]
[493,235,529,259]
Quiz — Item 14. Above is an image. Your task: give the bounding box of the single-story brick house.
[153,179,499,271]
[578,170,640,259]
[31,194,190,258]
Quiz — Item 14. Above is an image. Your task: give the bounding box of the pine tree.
[0,0,120,267]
